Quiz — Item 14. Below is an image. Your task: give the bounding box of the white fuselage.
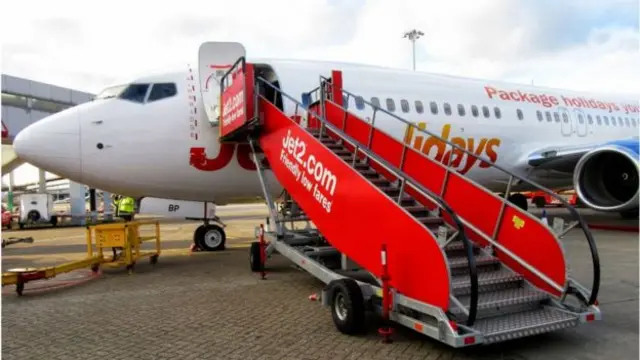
[12,58,639,206]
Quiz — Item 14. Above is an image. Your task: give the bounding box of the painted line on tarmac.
[1,244,251,261]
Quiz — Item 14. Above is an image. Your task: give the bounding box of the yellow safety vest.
[118,197,135,213]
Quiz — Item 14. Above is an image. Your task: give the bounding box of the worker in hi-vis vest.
[114,195,135,221]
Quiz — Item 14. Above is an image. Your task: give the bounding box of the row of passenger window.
[349,95,522,121]
[347,95,638,128]
[536,110,638,128]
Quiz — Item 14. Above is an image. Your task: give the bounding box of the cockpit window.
[148,83,177,102]
[94,84,128,100]
[118,83,150,103]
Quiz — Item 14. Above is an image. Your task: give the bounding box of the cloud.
[1,0,638,96]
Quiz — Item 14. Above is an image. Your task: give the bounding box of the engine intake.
[574,146,639,212]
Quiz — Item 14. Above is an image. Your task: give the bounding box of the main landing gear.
[192,216,227,251]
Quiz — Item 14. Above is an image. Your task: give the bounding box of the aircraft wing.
[526,137,640,174]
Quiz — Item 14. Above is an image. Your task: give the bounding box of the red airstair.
[215,56,601,347]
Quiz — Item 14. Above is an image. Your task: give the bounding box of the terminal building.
[1,74,111,222]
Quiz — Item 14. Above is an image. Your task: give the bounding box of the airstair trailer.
[199,42,601,347]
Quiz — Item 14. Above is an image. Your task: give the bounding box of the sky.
[1,0,640,186]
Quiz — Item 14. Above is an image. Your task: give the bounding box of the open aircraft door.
[198,42,246,127]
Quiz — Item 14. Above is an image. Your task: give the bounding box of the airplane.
[12,42,639,252]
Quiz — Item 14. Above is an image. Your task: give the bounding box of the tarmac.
[1,203,638,360]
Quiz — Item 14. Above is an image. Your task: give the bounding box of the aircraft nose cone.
[13,108,82,180]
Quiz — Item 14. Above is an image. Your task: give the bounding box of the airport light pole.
[403,29,424,71]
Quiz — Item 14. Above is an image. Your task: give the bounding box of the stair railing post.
[259,224,267,280]
[492,175,514,240]
[378,243,393,343]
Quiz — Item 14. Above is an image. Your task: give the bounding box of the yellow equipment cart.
[87,220,161,274]
[3,220,161,295]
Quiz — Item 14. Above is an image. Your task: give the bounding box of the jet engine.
[573,145,639,212]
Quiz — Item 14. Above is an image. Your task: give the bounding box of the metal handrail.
[312,78,599,306]
[255,76,479,326]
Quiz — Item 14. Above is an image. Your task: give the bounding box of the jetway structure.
[199,43,601,347]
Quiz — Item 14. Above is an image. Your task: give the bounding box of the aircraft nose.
[13,108,82,180]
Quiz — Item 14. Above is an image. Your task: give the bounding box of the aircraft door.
[573,108,588,137]
[198,42,246,127]
[558,107,572,137]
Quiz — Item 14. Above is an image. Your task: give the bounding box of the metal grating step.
[302,246,339,257]
[472,307,580,344]
[452,268,523,296]
[448,253,498,269]
[415,216,444,226]
[451,287,549,318]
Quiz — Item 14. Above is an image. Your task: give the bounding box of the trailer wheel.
[328,278,366,335]
[249,242,263,272]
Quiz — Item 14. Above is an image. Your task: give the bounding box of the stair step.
[415,217,444,226]
[451,287,549,318]
[303,246,339,257]
[471,307,580,344]
[403,205,431,216]
[368,177,391,186]
[326,143,344,150]
[378,186,401,196]
[448,253,498,269]
[358,169,378,178]
[452,268,523,296]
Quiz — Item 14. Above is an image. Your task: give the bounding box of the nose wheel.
[193,224,226,251]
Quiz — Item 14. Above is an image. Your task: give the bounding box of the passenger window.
[443,102,452,116]
[386,98,396,112]
[458,104,466,116]
[371,97,381,108]
[545,111,552,122]
[430,101,438,115]
[578,114,584,124]
[355,96,365,110]
[632,118,638,127]
[625,117,630,127]
[400,99,410,113]
[562,113,569,123]
[604,116,609,125]
[415,100,424,114]
[537,110,543,121]
[596,115,602,125]
[494,107,501,119]
[118,83,150,103]
[618,117,624,126]
[553,112,560,123]
[471,105,479,117]
[587,115,593,125]
[148,83,177,102]
[611,117,616,126]
[482,106,490,118]
[516,109,524,120]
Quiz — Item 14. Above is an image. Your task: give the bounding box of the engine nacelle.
[573,145,639,212]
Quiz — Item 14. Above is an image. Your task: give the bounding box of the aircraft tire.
[532,196,546,208]
[194,224,226,251]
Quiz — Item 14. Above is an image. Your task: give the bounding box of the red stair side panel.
[323,101,567,298]
[258,98,451,309]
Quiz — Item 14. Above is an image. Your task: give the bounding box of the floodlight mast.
[403,29,424,71]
